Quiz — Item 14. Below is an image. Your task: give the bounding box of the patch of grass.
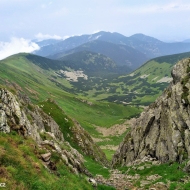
[84,156,110,178]
[169,182,178,190]
[102,149,115,161]
[119,162,188,189]
[97,184,116,190]
[38,99,74,143]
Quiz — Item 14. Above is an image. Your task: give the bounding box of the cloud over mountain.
[0,37,40,60]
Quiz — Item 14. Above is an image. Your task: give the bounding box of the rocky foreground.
[0,88,108,176]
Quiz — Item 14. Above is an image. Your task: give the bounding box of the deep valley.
[1,31,190,190]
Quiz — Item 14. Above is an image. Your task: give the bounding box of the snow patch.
[88,35,101,40]
[95,35,101,40]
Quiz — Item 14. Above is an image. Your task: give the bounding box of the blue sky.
[1,0,190,59]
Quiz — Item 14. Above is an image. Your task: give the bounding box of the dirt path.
[95,169,168,190]
[95,170,137,190]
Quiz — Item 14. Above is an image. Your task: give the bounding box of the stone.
[88,178,97,187]
[146,174,162,181]
[41,152,51,162]
[137,166,145,170]
[140,180,150,187]
[152,161,160,165]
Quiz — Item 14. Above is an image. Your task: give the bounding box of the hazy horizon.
[1,0,190,59]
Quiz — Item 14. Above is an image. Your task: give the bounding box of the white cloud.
[0,37,40,60]
[35,32,63,41]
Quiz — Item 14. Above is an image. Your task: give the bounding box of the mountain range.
[33,31,190,71]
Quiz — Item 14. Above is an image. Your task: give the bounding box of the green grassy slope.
[0,132,93,190]
[93,52,190,105]
[2,52,189,160]
[58,50,131,75]
[0,53,141,159]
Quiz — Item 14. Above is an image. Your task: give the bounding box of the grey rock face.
[0,110,10,133]
[112,58,190,167]
[0,88,64,142]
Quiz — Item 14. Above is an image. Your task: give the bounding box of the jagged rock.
[0,110,10,133]
[88,178,97,187]
[0,88,94,176]
[40,139,87,175]
[112,58,190,167]
[0,88,65,142]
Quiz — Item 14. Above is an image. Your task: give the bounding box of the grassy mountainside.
[2,52,190,160]
[0,132,94,190]
[0,53,141,159]
[80,52,190,105]
[2,54,190,190]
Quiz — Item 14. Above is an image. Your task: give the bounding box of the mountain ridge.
[34,31,190,60]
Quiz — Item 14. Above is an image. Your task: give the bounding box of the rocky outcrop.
[0,89,63,142]
[112,58,190,167]
[0,87,108,175]
[0,89,88,175]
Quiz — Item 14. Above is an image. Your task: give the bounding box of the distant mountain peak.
[130,33,162,43]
